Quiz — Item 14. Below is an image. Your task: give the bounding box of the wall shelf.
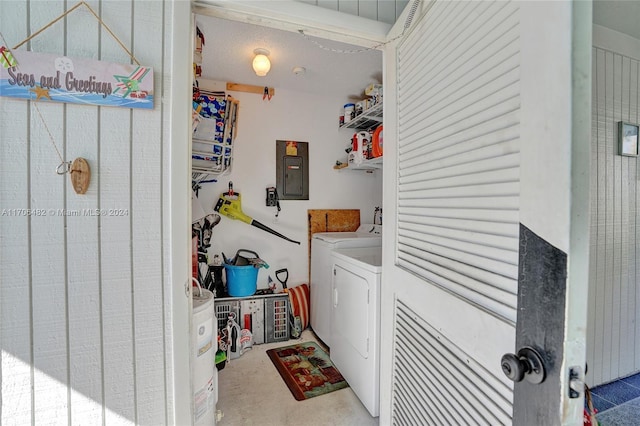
[334,156,382,171]
[340,103,383,131]
[336,102,383,170]
[353,156,383,170]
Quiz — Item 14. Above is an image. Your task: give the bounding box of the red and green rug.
[266,341,348,400]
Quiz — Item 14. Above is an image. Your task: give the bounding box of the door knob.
[501,346,546,384]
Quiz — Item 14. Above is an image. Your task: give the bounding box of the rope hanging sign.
[0,1,154,194]
[0,1,154,109]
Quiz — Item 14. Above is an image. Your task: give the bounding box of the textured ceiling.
[195,14,383,98]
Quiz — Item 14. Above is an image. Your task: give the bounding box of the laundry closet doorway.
[187,1,387,421]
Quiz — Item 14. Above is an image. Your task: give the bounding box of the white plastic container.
[343,103,355,123]
[192,284,216,425]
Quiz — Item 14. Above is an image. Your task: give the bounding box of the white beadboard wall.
[0,1,184,424]
[588,25,640,386]
[295,0,408,24]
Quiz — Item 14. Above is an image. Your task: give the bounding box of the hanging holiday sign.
[0,49,154,109]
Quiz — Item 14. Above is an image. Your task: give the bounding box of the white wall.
[195,85,383,289]
[0,1,191,424]
[588,24,640,386]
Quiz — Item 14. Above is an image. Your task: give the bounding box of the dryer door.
[332,263,370,359]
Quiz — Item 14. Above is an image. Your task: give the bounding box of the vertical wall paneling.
[0,0,32,424]
[603,50,615,383]
[628,56,638,374]
[1,0,176,422]
[65,2,103,424]
[629,57,637,374]
[358,0,378,21]
[337,0,359,17]
[99,0,136,422]
[317,0,339,12]
[588,46,640,385]
[588,47,600,386]
[298,0,409,25]
[0,109,33,421]
[27,2,71,424]
[395,0,408,23]
[593,47,607,384]
[130,1,167,424]
[619,55,631,374]
[634,59,640,374]
[377,1,397,25]
[586,44,596,388]
[611,52,622,381]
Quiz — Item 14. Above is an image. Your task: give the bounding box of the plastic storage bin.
[215,294,289,344]
[224,264,259,297]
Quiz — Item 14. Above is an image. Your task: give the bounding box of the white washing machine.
[330,246,382,417]
[310,224,381,347]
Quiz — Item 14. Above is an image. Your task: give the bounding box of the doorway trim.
[168,0,195,423]
[192,0,390,47]
[175,0,390,422]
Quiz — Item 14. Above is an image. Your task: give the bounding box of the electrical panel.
[276,140,309,200]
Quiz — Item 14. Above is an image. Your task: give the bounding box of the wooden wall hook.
[70,157,90,194]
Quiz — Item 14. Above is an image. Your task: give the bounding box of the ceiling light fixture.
[252,48,271,77]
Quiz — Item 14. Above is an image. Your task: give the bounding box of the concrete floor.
[216,329,378,426]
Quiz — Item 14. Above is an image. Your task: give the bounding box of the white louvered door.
[380,1,591,424]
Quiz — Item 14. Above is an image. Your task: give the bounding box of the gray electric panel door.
[276,140,309,200]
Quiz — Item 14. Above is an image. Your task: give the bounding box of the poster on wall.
[0,49,154,109]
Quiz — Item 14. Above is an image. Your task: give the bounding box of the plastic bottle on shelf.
[343,103,355,123]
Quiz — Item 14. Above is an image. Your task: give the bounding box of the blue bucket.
[224,264,259,297]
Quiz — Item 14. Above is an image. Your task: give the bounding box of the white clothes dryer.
[310,224,381,347]
[330,246,382,417]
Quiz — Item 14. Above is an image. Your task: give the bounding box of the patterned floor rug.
[266,341,349,401]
